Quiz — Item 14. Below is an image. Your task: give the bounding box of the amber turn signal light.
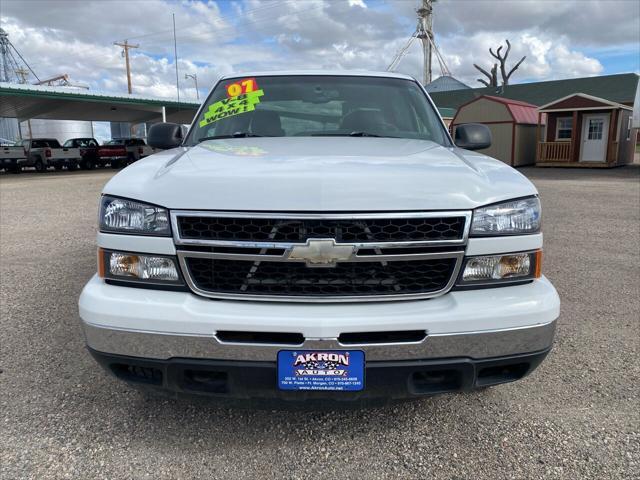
[533,250,542,278]
[97,248,105,278]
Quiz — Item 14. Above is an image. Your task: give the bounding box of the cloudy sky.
[1,0,639,101]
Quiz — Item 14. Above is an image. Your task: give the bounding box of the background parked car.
[1,142,27,173]
[17,138,82,172]
[98,138,157,169]
[63,138,101,170]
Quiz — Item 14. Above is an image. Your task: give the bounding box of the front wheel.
[83,158,95,170]
[34,158,45,173]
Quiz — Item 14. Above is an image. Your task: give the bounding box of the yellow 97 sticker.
[199,78,264,127]
[225,78,258,97]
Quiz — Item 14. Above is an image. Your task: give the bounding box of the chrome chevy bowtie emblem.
[287,239,355,267]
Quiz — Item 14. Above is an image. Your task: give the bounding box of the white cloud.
[521,34,552,66]
[348,0,368,8]
[0,0,635,100]
[549,44,603,78]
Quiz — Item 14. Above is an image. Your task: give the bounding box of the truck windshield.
[186,75,449,146]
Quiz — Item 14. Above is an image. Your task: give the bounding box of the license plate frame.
[277,350,365,392]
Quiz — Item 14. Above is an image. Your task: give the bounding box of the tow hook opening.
[410,369,463,394]
[110,363,163,385]
[476,362,530,386]
[182,370,229,394]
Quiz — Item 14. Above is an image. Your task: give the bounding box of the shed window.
[626,117,632,141]
[556,117,573,140]
[587,119,604,140]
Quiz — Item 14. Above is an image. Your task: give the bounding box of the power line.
[123,1,288,42]
[135,3,326,52]
[21,1,322,64]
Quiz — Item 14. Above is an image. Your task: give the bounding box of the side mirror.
[454,123,491,150]
[148,122,183,149]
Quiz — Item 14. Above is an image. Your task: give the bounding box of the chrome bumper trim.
[82,320,557,362]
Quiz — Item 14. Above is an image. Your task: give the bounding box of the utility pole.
[184,73,199,100]
[114,40,139,94]
[172,13,180,102]
[416,0,435,85]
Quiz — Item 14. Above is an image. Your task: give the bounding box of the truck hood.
[103,137,537,211]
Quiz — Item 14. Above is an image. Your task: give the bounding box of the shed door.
[580,113,610,162]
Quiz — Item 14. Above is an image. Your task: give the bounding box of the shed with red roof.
[536,93,635,167]
[451,95,542,166]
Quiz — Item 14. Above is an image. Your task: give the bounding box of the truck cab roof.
[218,70,416,81]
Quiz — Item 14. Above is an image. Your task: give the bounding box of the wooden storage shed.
[536,93,636,167]
[450,95,542,166]
[437,107,456,128]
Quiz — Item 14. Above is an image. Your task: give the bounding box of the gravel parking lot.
[1,166,638,479]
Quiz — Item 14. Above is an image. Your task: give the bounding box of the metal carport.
[0,82,199,124]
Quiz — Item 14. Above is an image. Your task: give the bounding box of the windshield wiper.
[347,131,382,137]
[196,132,265,143]
[311,131,397,138]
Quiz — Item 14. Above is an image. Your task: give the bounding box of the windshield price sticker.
[199,88,264,127]
[225,77,258,97]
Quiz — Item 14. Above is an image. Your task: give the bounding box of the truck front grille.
[184,257,457,298]
[177,215,466,243]
[172,211,470,302]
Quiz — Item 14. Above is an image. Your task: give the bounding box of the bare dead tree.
[490,39,526,85]
[473,63,498,87]
[474,39,526,87]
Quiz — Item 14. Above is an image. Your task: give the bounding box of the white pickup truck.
[17,138,82,172]
[79,71,560,404]
[0,144,27,173]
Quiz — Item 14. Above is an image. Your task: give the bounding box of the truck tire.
[67,162,78,171]
[8,165,21,174]
[82,158,95,170]
[54,165,63,171]
[126,153,136,166]
[34,158,45,173]
[111,160,121,169]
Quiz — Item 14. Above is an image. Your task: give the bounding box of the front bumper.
[88,347,552,402]
[79,275,559,362]
[80,275,559,400]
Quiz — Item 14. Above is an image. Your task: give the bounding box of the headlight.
[99,249,184,286]
[100,196,170,236]
[457,251,541,286]
[471,197,541,236]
